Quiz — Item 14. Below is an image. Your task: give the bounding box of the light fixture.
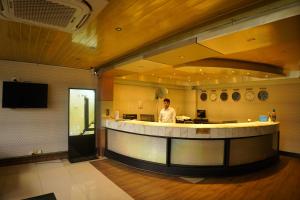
[90,67,97,76]
[115,27,122,31]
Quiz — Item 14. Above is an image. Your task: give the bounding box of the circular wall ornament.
[220,92,228,101]
[232,91,241,101]
[200,92,207,101]
[245,90,255,102]
[210,92,217,101]
[258,90,269,101]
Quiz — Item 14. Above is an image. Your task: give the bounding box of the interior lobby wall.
[196,79,300,154]
[0,60,97,159]
[113,82,195,121]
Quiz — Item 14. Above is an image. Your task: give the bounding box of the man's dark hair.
[163,98,170,103]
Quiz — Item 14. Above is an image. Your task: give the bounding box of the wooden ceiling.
[108,14,300,85]
[0,0,272,69]
[199,15,300,70]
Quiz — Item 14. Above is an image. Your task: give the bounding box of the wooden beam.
[175,58,284,75]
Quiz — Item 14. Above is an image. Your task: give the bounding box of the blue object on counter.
[259,115,268,122]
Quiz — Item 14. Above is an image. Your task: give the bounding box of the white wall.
[0,60,97,159]
[196,79,300,154]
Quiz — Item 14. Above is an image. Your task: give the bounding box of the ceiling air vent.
[0,0,108,32]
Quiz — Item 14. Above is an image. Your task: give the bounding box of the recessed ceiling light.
[115,27,122,31]
[247,37,256,42]
[179,56,184,59]
[121,76,126,79]
[199,69,202,72]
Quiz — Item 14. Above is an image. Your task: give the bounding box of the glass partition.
[69,89,95,136]
[68,88,96,162]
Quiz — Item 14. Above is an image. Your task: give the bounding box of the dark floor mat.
[23,193,56,200]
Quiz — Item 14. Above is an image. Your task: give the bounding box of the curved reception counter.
[104,120,279,176]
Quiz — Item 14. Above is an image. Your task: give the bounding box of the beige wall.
[0,60,97,158]
[112,79,300,154]
[196,80,300,154]
[113,81,196,121]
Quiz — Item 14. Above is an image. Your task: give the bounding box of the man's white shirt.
[159,107,176,123]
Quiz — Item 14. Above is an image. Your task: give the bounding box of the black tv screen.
[2,81,48,108]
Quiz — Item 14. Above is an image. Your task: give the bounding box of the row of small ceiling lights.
[121,76,245,85]
[121,73,269,83]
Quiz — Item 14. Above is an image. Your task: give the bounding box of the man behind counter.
[159,98,176,123]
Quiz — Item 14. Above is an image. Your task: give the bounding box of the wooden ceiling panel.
[144,42,223,65]
[114,59,170,73]
[219,40,300,70]
[0,20,12,60]
[199,15,300,55]
[0,0,268,69]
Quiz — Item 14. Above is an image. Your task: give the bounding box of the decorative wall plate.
[258,90,268,101]
[220,92,228,101]
[210,92,217,101]
[200,92,207,101]
[245,90,255,102]
[232,91,241,101]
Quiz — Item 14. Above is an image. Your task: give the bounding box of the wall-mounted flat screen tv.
[2,81,48,108]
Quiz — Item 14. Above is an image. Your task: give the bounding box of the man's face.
[164,101,170,109]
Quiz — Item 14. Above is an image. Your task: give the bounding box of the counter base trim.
[104,149,279,177]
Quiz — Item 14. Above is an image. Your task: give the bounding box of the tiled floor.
[0,158,133,200]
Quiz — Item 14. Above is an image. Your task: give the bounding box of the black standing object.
[84,97,89,131]
[23,193,56,200]
[68,88,97,163]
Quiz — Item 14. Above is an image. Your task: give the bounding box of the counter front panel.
[107,129,167,164]
[171,139,224,166]
[104,120,280,176]
[229,132,279,166]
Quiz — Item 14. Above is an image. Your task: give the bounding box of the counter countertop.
[105,119,279,139]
